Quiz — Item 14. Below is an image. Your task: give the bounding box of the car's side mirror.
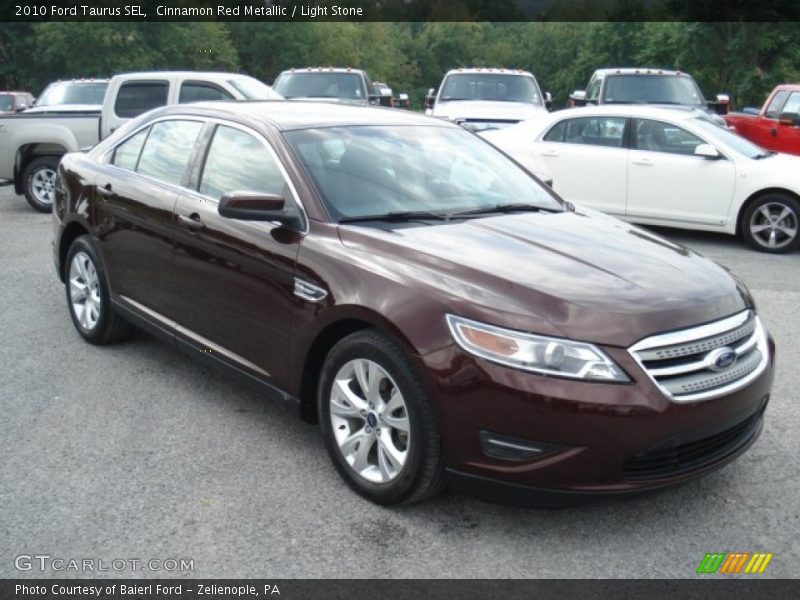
[569,90,586,107]
[218,192,302,229]
[544,91,553,111]
[694,143,721,159]
[397,92,410,109]
[424,88,436,110]
[15,104,27,112]
[708,93,730,115]
[368,94,381,105]
[779,112,800,127]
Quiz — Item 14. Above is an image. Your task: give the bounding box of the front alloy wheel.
[319,330,444,505]
[330,358,411,483]
[23,156,60,212]
[743,194,800,253]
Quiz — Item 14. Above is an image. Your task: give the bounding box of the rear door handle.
[177,213,204,231]
[540,150,559,157]
[632,158,654,166]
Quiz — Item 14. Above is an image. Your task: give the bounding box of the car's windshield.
[273,72,365,100]
[0,95,14,111]
[36,81,108,106]
[603,75,705,106]
[439,73,541,105]
[691,118,770,159]
[284,125,562,221]
[227,76,281,100]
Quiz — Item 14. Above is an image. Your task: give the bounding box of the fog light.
[480,430,561,462]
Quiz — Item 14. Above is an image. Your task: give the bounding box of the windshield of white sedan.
[603,75,705,106]
[440,74,541,104]
[285,126,562,220]
[692,118,770,159]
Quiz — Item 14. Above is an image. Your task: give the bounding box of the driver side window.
[633,119,705,155]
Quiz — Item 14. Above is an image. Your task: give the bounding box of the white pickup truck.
[0,71,280,211]
[424,68,552,133]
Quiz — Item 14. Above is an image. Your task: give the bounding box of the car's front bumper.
[423,334,775,505]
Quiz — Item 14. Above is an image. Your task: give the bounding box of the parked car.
[724,84,800,156]
[25,79,108,114]
[570,68,729,125]
[0,91,34,114]
[372,81,395,107]
[425,68,551,132]
[54,100,773,506]
[0,71,280,212]
[482,105,800,253]
[273,67,380,105]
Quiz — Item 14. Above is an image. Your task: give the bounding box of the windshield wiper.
[448,203,559,218]
[338,211,449,224]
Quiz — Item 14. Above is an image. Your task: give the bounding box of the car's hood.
[432,100,547,122]
[286,97,366,106]
[338,208,749,347]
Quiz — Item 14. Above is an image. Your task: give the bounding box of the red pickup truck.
[724,84,800,155]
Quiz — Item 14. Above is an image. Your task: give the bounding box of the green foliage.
[1,21,798,109]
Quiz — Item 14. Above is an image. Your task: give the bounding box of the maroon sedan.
[52,101,774,505]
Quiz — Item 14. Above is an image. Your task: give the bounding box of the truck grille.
[629,310,768,402]
[623,403,766,481]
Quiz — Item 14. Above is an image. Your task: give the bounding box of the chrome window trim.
[99,114,310,234]
[628,310,769,403]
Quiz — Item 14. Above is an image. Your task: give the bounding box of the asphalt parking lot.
[1,186,798,579]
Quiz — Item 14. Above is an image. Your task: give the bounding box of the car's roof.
[593,68,692,77]
[155,100,456,131]
[547,104,709,122]
[111,71,249,82]
[45,79,109,85]
[279,67,365,75]
[445,68,534,77]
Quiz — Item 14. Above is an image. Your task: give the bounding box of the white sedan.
[481,105,800,253]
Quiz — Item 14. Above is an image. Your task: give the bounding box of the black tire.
[64,235,132,344]
[22,156,60,213]
[741,193,800,254]
[318,330,445,505]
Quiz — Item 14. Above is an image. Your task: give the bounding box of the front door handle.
[177,213,204,231]
[540,150,559,157]
[770,128,778,137]
[632,158,654,166]
[96,183,114,196]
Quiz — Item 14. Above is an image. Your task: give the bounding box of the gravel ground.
[1,188,798,579]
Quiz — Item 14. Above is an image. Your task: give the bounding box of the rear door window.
[562,117,626,148]
[136,120,203,186]
[111,128,149,171]
[115,82,169,118]
[179,83,234,103]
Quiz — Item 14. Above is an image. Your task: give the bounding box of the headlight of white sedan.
[446,315,629,382]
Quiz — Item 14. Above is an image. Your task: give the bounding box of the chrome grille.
[629,310,768,402]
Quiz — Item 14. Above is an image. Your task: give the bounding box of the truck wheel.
[742,193,800,253]
[23,156,60,213]
[318,330,445,505]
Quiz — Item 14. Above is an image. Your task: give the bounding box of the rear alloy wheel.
[23,156,60,212]
[65,236,132,344]
[742,194,800,253]
[319,330,444,505]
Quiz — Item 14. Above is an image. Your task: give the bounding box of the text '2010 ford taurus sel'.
[53,101,775,506]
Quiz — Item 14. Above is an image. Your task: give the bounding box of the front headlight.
[446,315,629,382]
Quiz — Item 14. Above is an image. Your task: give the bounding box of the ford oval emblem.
[707,347,737,372]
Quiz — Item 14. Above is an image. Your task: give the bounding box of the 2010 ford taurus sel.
[53,101,775,506]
